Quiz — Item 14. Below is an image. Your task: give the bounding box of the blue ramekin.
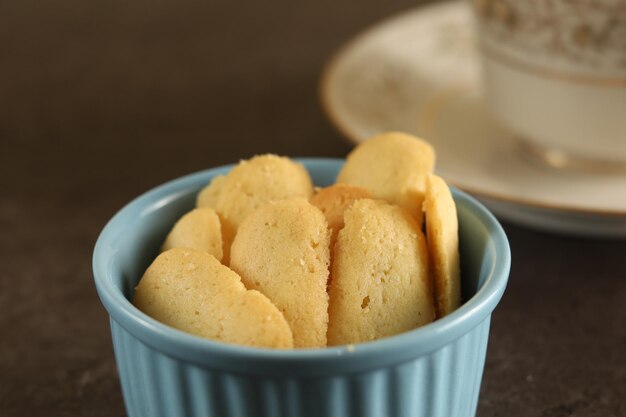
[93,158,511,417]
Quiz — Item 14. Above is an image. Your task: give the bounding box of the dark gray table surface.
[1,0,625,416]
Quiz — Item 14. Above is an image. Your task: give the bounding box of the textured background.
[1,0,625,416]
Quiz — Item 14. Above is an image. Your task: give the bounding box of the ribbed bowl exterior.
[111,317,490,417]
[94,159,510,417]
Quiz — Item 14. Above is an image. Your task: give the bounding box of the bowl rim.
[93,158,511,375]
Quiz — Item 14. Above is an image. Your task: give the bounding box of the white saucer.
[320,0,626,238]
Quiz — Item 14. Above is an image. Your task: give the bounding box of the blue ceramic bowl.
[93,158,510,417]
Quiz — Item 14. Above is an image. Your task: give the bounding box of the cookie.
[310,184,370,250]
[230,198,330,348]
[196,175,227,209]
[161,208,223,262]
[327,199,435,345]
[336,132,435,225]
[424,174,461,317]
[215,154,314,262]
[133,248,293,349]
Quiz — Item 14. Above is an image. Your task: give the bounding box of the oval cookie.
[215,154,314,262]
[424,174,461,317]
[133,248,293,349]
[162,208,223,262]
[230,198,330,348]
[336,132,435,224]
[327,199,435,345]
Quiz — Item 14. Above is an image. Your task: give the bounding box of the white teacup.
[471,0,626,171]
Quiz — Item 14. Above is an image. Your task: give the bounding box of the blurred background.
[0,0,372,189]
[1,0,624,416]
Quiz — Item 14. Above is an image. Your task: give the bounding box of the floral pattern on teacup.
[473,0,626,73]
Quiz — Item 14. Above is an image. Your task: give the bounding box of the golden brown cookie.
[336,132,435,225]
[196,175,227,209]
[229,198,330,348]
[133,248,293,349]
[424,174,461,317]
[215,154,314,263]
[310,184,370,250]
[161,208,223,262]
[327,199,435,345]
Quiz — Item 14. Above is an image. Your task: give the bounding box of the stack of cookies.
[133,132,461,349]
